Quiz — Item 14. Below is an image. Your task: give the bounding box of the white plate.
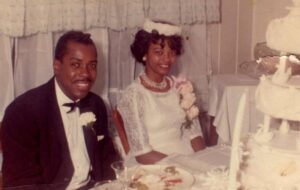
[129,165,195,189]
[93,180,122,190]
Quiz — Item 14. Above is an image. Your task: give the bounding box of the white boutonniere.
[172,76,200,130]
[79,112,96,128]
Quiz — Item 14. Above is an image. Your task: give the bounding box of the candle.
[279,119,289,134]
[278,56,287,74]
[227,90,247,190]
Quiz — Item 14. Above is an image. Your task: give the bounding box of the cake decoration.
[266,0,300,54]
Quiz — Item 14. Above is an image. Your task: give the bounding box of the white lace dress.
[118,76,203,160]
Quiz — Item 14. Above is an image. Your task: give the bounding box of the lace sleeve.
[184,118,203,140]
[118,85,153,156]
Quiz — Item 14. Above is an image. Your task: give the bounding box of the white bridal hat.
[143,19,182,36]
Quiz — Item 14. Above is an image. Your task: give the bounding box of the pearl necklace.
[140,72,167,90]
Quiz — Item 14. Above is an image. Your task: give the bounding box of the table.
[207,74,263,144]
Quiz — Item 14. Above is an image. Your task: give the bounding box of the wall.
[211,0,292,74]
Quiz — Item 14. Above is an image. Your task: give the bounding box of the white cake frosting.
[255,75,300,121]
[266,0,300,54]
[239,131,300,190]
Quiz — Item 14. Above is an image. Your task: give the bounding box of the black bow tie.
[63,101,81,113]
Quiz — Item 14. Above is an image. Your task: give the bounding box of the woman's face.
[144,40,177,82]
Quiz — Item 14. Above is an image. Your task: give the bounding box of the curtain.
[0,0,220,37]
[88,28,110,105]
[14,33,54,96]
[108,29,137,108]
[0,35,14,121]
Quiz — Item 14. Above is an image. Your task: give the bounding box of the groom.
[1,31,118,189]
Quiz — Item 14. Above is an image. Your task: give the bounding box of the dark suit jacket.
[1,78,119,189]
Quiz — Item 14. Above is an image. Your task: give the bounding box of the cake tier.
[240,131,300,190]
[256,75,300,121]
[266,7,300,54]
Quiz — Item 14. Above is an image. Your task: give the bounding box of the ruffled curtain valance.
[0,0,220,37]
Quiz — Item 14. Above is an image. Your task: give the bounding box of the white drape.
[0,0,220,37]
[0,35,14,120]
[88,28,110,104]
[14,33,54,96]
[108,29,137,107]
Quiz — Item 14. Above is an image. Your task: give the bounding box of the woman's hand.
[135,151,167,165]
[191,136,206,152]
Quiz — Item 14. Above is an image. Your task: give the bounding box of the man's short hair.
[54,31,96,61]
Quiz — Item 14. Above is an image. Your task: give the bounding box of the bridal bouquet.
[172,76,200,129]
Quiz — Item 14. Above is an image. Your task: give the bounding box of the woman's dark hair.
[54,30,96,61]
[130,29,183,65]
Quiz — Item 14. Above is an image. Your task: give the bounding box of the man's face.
[54,41,98,101]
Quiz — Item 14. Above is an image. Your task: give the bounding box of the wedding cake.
[237,54,300,190]
[235,2,300,188]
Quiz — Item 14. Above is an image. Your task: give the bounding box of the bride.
[118,19,206,164]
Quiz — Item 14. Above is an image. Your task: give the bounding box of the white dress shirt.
[55,79,91,189]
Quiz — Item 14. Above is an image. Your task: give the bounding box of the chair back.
[111,108,130,155]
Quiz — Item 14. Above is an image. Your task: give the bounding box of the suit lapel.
[46,79,74,180]
[79,95,97,165]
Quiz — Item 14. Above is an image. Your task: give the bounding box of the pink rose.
[171,76,188,89]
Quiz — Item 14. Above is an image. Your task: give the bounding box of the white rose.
[186,105,199,120]
[179,81,193,95]
[180,93,196,109]
[79,112,96,127]
[181,100,193,110]
[182,92,196,101]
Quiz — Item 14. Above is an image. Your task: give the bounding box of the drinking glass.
[111,161,129,189]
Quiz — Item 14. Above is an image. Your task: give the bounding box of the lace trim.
[118,84,153,155]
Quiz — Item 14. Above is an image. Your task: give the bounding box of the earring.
[142,56,146,61]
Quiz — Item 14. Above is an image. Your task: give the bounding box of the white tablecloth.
[94,145,230,190]
[208,74,263,143]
